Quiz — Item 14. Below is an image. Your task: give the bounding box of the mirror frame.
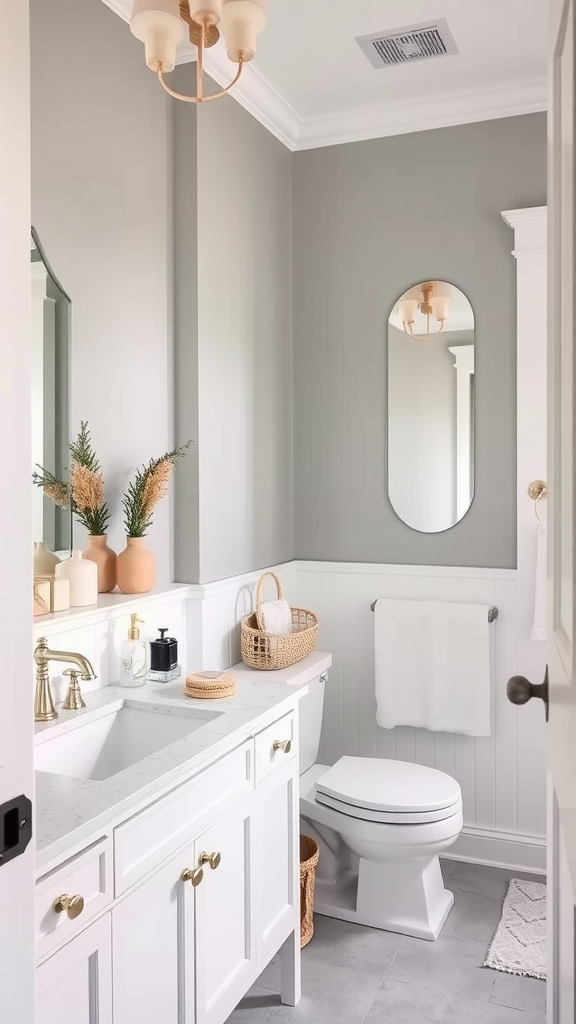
[31,225,73,554]
[386,279,476,534]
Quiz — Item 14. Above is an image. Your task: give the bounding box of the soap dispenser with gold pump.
[120,614,147,687]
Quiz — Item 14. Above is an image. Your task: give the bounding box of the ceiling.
[106,0,547,151]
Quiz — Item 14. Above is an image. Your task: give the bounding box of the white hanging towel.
[531,521,547,642]
[374,599,491,737]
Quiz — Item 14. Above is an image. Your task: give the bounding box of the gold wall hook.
[527,480,548,521]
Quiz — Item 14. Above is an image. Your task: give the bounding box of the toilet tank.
[299,671,328,774]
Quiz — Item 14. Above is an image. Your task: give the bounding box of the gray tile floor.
[226,861,546,1024]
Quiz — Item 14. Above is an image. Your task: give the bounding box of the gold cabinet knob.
[199,851,221,871]
[181,866,204,886]
[53,894,85,920]
[272,738,291,754]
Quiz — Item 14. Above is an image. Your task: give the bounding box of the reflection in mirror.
[31,228,72,553]
[388,280,475,534]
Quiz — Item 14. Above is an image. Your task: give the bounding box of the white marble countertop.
[35,651,331,874]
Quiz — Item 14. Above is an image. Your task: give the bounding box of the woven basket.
[300,834,320,948]
[240,572,319,671]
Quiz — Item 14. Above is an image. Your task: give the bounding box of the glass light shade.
[189,0,223,25]
[221,0,267,62]
[131,0,184,72]
[430,294,452,322]
[399,298,418,326]
[189,0,222,26]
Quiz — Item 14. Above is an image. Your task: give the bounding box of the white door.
[36,915,113,1024]
[112,840,196,1024]
[547,2,576,1020]
[0,2,35,1022]
[194,795,255,1024]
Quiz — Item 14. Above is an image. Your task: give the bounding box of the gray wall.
[292,113,547,568]
[191,94,293,583]
[31,0,174,579]
[173,72,200,584]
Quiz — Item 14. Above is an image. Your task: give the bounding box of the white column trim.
[448,344,475,521]
[502,206,547,257]
[503,207,548,847]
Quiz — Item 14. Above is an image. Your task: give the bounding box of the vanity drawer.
[35,836,112,962]
[114,739,254,894]
[255,712,296,784]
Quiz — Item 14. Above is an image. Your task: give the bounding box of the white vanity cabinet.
[36,914,113,1024]
[112,838,196,1024]
[35,705,301,1024]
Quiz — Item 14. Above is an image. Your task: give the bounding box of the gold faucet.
[34,638,97,723]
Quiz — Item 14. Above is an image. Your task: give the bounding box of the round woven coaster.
[185,670,237,699]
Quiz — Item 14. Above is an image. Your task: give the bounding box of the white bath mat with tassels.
[484,878,546,981]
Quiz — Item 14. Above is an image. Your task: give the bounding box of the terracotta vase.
[82,535,117,593]
[117,536,156,595]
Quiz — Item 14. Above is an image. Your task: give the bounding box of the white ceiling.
[106,0,547,150]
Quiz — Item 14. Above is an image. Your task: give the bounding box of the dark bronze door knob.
[506,666,549,721]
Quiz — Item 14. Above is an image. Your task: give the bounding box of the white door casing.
[0,1,35,1020]
[547,1,576,1021]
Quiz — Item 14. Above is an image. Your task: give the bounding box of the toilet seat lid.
[315,757,461,815]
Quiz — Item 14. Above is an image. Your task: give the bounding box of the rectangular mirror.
[388,280,475,533]
[31,228,72,554]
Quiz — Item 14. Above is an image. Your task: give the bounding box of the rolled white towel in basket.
[259,598,293,635]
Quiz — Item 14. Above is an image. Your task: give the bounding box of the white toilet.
[299,669,463,941]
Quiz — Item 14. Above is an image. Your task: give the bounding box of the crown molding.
[100,2,546,152]
[295,77,547,151]
[176,41,301,151]
[101,0,131,19]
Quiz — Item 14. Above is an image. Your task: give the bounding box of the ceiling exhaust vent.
[356,19,458,70]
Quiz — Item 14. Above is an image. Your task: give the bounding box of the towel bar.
[369,601,498,622]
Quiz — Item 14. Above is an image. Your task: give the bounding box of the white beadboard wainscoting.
[32,586,189,705]
[193,560,547,873]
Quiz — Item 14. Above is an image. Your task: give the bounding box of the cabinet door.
[112,841,196,1024]
[254,758,299,964]
[36,914,112,1024]
[195,794,255,1024]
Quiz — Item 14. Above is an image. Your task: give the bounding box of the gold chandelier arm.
[403,319,446,342]
[157,59,245,104]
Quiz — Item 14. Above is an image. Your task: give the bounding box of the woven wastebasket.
[300,834,320,948]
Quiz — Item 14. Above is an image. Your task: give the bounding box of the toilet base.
[313,854,454,941]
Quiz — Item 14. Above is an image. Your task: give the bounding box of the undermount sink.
[34,702,222,782]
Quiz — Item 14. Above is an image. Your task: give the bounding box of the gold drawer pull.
[272,739,291,754]
[53,894,85,920]
[181,866,204,886]
[199,851,221,871]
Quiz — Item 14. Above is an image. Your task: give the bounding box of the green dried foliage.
[122,441,192,538]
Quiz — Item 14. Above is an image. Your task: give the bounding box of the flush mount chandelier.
[131,0,267,103]
[399,281,452,341]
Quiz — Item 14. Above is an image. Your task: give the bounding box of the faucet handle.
[62,669,86,711]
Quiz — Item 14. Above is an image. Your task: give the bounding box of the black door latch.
[0,795,32,867]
